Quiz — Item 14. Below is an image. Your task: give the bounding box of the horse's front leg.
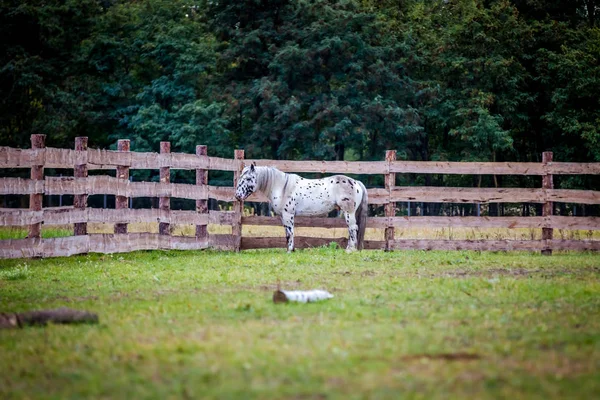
[345,211,358,253]
[282,212,295,252]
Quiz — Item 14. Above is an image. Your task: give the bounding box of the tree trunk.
[0,308,98,329]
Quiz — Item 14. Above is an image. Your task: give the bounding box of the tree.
[402,0,532,164]
[0,0,111,148]
[206,0,419,161]
[82,0,230,155]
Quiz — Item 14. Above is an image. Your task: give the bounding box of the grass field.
[1,244,599,399]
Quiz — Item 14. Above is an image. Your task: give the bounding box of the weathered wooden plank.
[88,233,208,253]
[0,178,44,195]
[547,240,600,251]
[5,177,600,205]
[169,236,210,251]
[1,234,597,258]
[0,208,235,226]
[246,159,388,174]
[546,162,600,175]
[208,186,236,202]
[29,135,45,239]
[3,146,600,175]
[87,149,237,171]
[0,147,44,168]
[547,216,600,231]
[542,152,554,255]
[382,216,600,230]
[0,147,80,169]
[547,189,600,205]
[225,215,600,230]
[196,145,209,241]
[389,161,545,175]
[4,209,595,231]
[384,150,396,250]
[232,150,245,252]
[242,216,341,228]
[387,239,600,251]
[0,234,210,259]
[74,137,88,236]
[0,209,44,225]
[208,156,238,171]
[159,142,171,236]
[209,210,236,225]
[114,140,130,234]
[0,236,88,258]
[367,187,600,205]
[209,234,238,250]
[43,176,209,199]
[390,161,600,175]
[241,236,386,250]
[387,187,547,204]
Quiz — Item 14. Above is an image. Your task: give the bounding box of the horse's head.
[235,164,258,200]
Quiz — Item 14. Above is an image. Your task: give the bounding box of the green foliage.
[207,0,419,160]
[1,0,599,184]
[84,0,230,155]
[0,0,110,148]
[537,28,600,161]
[403,0,532,162]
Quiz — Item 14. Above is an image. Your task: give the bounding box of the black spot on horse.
[342,197,350,201]
[342,180,346,183]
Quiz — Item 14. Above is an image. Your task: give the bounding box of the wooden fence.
[1,134,599,258]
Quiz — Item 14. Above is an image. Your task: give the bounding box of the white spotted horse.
[235,165,368,252]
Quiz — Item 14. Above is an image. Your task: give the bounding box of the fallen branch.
[0,308,99,329]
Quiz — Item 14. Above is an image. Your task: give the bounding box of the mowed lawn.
[1,247,599,399]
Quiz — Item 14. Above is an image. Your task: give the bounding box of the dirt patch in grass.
[429,266,600,279]
[402,353,481,362]
[501,355,597,378]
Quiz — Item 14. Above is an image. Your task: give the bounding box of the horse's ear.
[250,163,255,172]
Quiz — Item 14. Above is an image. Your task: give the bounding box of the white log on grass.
[273,289,334,304]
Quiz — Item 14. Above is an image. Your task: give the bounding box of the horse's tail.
[356,181,368,250]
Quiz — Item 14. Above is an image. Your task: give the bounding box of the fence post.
[159,142,171,236]
[542,151,554,255]
[28,134,46,239]
[74,137,88,236]
[385,150,396,251]
[196,145,208,243]
[114,139,130,234]
[233,149,245,252]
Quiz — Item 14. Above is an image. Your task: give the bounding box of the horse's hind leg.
[344,211,358,253]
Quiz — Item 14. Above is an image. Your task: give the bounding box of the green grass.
[1,248,599,399]
[0,226,73,240]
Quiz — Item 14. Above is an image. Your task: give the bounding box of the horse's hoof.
[345,248,356,254]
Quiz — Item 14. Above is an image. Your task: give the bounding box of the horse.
[235,165,368,252]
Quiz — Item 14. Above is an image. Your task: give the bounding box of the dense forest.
[1,0,599,195]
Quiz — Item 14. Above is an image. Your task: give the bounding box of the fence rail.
[1,134,599,258]
[2,178,599,205]
[3,146,600,175]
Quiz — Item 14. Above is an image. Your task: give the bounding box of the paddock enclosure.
[1,134,600,258]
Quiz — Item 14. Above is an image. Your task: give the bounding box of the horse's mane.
[256,166,285,194]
